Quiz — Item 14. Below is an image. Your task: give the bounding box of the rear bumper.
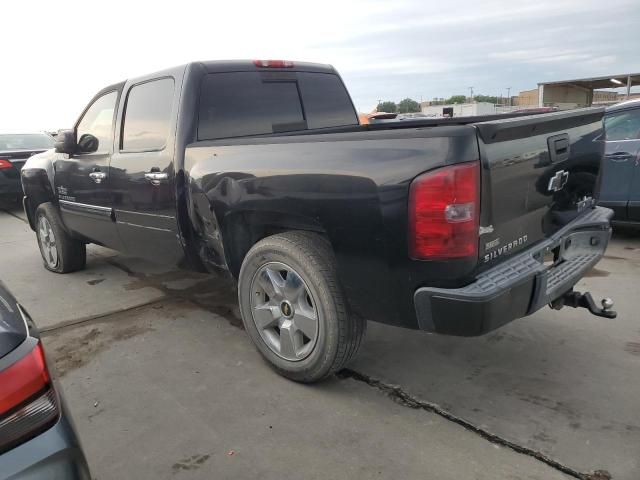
[414,207,613,336]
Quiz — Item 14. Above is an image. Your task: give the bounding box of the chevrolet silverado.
[21,60,615,382]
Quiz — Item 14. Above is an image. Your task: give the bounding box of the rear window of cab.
[197,72,358,140]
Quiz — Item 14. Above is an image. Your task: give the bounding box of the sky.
[2,0,639,131]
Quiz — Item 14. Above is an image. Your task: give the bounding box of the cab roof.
[199,60,336,74]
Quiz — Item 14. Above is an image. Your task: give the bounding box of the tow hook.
[550,290,617,319]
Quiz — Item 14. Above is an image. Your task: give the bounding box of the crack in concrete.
[40,298,168,335]
[337,369,611,480]
[41,258,241,336]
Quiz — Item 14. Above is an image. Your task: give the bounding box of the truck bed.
[183,107,605,330]
[207,110,576,141]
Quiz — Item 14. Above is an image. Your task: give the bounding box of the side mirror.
[54,130,76,154]
[77,134,99,154]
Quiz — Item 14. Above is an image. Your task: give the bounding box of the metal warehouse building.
[534,73,640,109]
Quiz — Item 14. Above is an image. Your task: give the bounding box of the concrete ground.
[1,203,639,480]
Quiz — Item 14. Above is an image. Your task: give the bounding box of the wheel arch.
[221,210,329,278]
[21,168,56,231]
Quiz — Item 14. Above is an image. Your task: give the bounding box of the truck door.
[109,77,183,264]
[54,88,124,249]
[602,107,640,221]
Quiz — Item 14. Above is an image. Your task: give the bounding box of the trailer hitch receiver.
[550,290,617,319]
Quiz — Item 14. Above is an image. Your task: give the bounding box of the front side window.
[605,109,640,141]
[76,91,118,153]
[121,78,175,151]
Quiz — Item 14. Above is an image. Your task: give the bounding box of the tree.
[376,101,397,113]
[445,95,467,104]
[473,95,499,104]
[397,98,421,113]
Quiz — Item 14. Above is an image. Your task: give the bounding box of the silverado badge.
[483,235,528,263]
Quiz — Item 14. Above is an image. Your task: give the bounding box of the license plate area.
[542,248,559,270]
[534,229,609,272]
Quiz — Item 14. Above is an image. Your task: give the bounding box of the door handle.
[605,153,632,162]
[89,171,107,184]
[144,171,168,186]
[545,133,570,165]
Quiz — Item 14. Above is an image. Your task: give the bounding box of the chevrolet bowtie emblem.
[548,170,569,192]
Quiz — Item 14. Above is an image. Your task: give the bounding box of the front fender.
[21,149,58,230]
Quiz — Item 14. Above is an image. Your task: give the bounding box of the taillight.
[0,342,58,453]
[253,59,294,68]
[0,159,13,170]
[408,161,480,260]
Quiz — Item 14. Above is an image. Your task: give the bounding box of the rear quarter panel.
[185,127,480,328]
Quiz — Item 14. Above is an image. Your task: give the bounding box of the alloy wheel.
[250,262,319,361]
[38,216,58,269]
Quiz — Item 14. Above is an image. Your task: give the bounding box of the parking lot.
[1,203,639,480]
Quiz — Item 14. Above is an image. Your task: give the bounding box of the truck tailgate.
[474,108,605,267]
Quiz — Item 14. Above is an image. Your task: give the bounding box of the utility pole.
[468,86,474,103]
[506,87,511,107]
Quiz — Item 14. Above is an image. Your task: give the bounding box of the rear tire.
[35,203,86,273]
[238,231,365,383]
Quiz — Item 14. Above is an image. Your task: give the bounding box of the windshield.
[0,133,54,151]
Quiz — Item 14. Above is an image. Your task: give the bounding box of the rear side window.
[198,72,357,140]
[121,78,175,151]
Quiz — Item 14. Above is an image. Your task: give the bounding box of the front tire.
[238,232,365,383]
[35,203,86,273]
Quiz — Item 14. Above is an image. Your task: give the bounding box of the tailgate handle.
[546,134,571,165]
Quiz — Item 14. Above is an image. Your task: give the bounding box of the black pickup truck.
[21,60,615,382]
